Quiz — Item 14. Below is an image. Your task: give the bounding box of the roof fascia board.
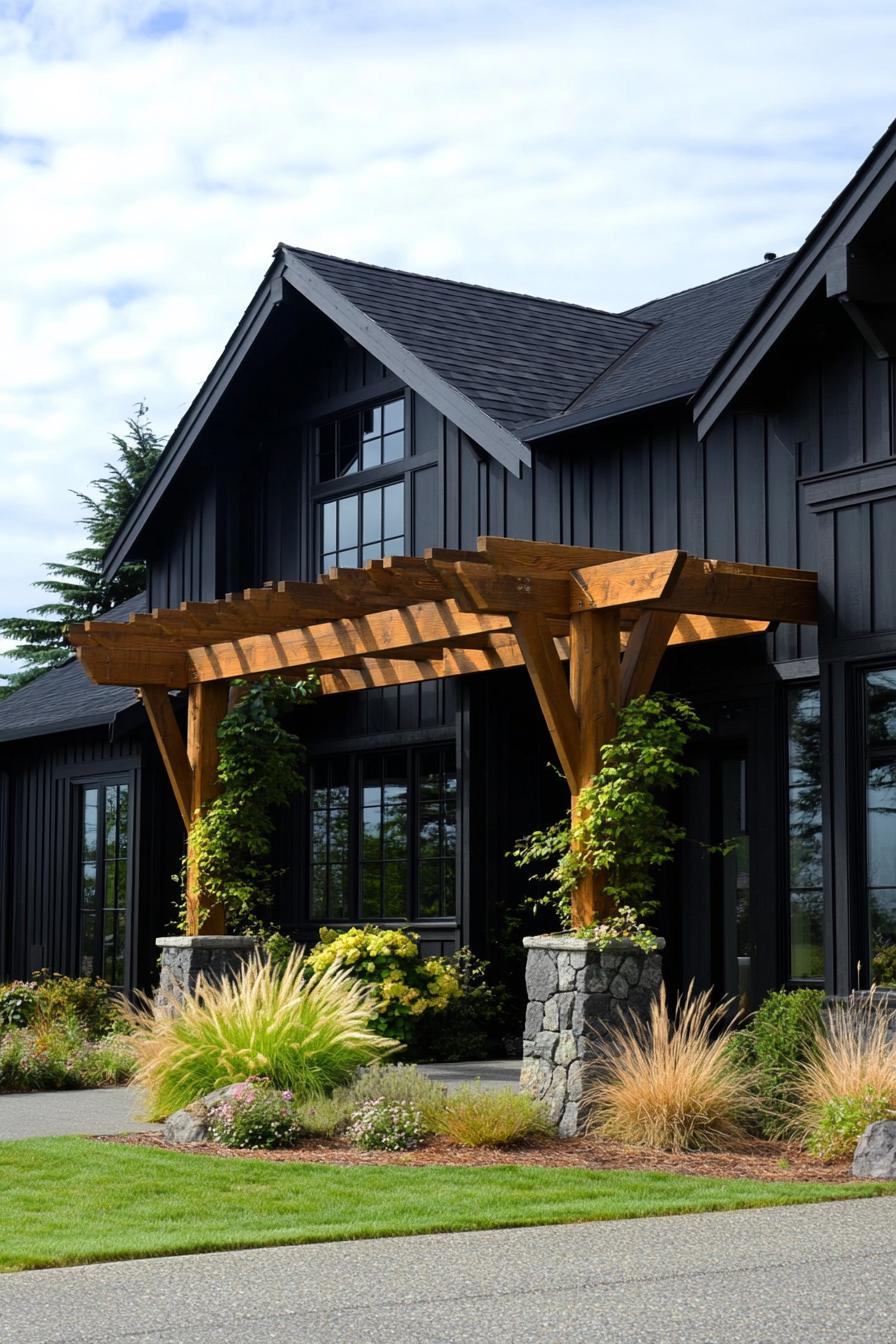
[281,255,531,477]
[517,381,695,442]
[0,712,121,744]
[102,261,287,579]
[694,137,896,440]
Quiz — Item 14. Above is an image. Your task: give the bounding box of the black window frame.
[311,391,412,577]
[860,664,896,985]
[784,681,825,985]
[76,776,132,987]
[308,742,457,925]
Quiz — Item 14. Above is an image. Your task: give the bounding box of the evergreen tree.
[0,404,164,696]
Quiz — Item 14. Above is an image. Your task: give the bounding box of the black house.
[4,121,896,1009]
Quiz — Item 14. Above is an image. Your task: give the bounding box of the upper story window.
[315,395,408,574]
[317,397,405,482]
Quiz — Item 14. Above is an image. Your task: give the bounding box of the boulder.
[162,1083,249,1145]
[163,1104,210,1146]
[852,1120,896,1179]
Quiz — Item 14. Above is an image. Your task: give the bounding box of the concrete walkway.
[1,1197,894,1342]
[0,1061,520,1141]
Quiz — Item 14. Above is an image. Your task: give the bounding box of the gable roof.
[282,246,649,432]
[0,594,147,744]
[694,117,896,438]
[518,256,792,440]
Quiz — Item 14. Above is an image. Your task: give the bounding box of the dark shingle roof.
[0,594,147,744]
[283,246,650,430]
[554,255,794,424]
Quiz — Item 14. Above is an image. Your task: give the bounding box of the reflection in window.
[310,760,350,920]
[317,398,405,482]
[79,781,129,986]
[787,687,824,980]
[417,747,457,918]
[866,671,896,985]
[362,753,408,919]
[309,747,457,922]
[721,756,750,1010]
[319,481,404,573]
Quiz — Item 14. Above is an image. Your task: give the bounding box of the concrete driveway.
[0,1197,894,1343]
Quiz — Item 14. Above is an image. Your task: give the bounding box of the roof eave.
[694,125,896,441]
[517,381,695,442]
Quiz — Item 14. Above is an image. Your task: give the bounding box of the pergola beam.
[70,537,817,935]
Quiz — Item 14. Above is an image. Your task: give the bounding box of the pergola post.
[569,608,620,928]
[185,680,229,935]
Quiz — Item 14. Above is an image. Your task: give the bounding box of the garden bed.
[101,1129,865,1184]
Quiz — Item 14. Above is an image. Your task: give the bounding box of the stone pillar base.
[520,933,664,1137]
[156,935,258,1010]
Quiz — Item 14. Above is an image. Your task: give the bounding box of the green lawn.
[0,1137,891,1272]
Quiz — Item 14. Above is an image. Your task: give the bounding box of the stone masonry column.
[520,933,665,1137]
[156,935,258,1010]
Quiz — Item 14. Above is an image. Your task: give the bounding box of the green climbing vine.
[184,673,319,933]
[510,693,707,944]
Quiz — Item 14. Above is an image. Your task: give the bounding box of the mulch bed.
[97,1130,864,1184]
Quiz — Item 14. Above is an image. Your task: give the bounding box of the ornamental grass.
[128,950,397,1120]
[431,1085,553,1147]
[796,992,896,1158]
[583,983,754,1152]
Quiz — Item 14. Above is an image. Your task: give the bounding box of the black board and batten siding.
[0,728,183,990]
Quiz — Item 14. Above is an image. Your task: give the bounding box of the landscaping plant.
[185,674,318,935]
[727,987,825,1137]
[127,949,397,1120]
[510,693,706,942]
[0,1021,134,1092]
[412,948,512,1062]
[584,983,755,1151]
[305,926,461,1045]
[331,1062,448,1119]
[345,1098,425,1151]
[432,1085,553,1147]
[206,1079,304,1150]
[797,992,896,1159]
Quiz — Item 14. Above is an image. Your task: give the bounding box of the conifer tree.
[0,404,164,696]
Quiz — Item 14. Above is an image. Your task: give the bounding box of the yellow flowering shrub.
[306,926,461,1044]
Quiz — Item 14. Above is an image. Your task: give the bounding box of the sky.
[2,0,896,675]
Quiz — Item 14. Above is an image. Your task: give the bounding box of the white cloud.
[1,0,896,671]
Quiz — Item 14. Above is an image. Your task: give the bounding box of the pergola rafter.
[69,537,817,934]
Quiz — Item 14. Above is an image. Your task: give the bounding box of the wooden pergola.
[70,538,817,934]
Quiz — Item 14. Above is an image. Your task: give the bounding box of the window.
[320,481,404,572]
[787,686,824,980]
[317,398,405,482]
[865,670,896,985]
[79,781,129,985]
[316,396,407,575]
[309,746,457,922]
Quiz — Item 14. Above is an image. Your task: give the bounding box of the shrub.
[207,1079,303,1150]
[806,1088,894,1160]
[346,1098,425,1151]
[584,983,754,1151]
[31,973,123,1038]
[305,927,460,1045]
[432,1085,553,1147]
[727,987,825,1137]
[332,1062,447,1120]
[797,993,896,1158]
[872,943,896,988]
[0,1022,134,1092]
[128,949,396,1120]
[0,981,37,1029]
[412,949,511,1062]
